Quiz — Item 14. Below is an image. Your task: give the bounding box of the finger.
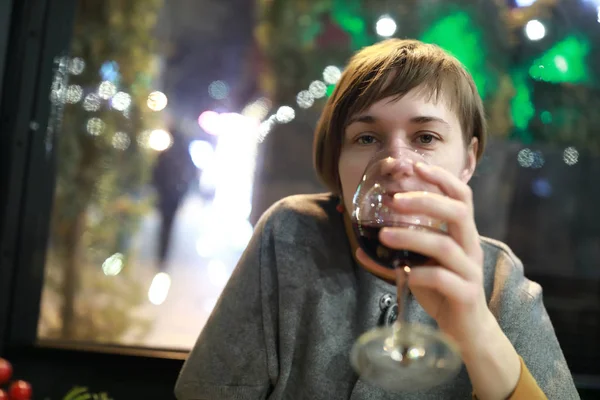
[380,226,480,281]
[355,248,396,282]
[414,162,473,206]
[408,266,479,305]
[391,192,481,258]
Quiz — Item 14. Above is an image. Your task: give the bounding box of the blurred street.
[124,192,242,350]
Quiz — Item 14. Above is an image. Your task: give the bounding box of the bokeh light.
[525,20,546,41]
[309,80,328,99]
[112,132,131,151]
[563,147,579,166]
[198,110,222,135]
[532,178,552,198]
[208,80,229,100]
[323,66,342,85]
[147,91,168,111]
[102,253,125,276]
[111,91,132,111]
[241,97,271,120]
[69,57,85,75]
[296,90,314,109]
[189,140,215,170]
[257,116,277,143]
[66,85,83,104]
[83,93,101,112]
[86,118,105,136]
[531,150,545,169]
[148,129,173,151]
[515,0,536,6]
[148,272,171,306]
[517,148,534,167]
[376,15,397,37]
[275,106,295,123]
[98,81,117,99]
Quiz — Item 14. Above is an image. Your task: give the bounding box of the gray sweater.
[175,193,579,399]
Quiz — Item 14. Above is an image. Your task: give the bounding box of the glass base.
[350,322,462,392]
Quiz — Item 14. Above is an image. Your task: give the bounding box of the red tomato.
[0,358,12,385]
[0,388,8,400]
[9,380,33,400]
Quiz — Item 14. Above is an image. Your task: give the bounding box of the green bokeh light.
[529,35,591,84]
[511,71,535,131]
[420,11,490,98]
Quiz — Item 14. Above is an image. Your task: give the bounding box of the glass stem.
[394,263,411,326]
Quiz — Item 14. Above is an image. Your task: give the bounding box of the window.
[37,0,599,381]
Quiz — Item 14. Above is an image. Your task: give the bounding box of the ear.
[460,137,478,183]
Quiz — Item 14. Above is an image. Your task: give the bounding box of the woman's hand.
[356,161,489,343]
[355,161,522,399]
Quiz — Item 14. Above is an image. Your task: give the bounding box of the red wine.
[353,221,440,269]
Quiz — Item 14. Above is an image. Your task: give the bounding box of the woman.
[175,39,578,399]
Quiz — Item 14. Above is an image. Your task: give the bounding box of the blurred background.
[34,0,599,382]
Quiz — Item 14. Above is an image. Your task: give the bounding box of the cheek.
[433,144,470,178]
[338,152,367,208]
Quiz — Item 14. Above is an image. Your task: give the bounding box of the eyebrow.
[347,114,451,128]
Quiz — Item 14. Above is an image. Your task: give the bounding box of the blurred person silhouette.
[149,122,196,305]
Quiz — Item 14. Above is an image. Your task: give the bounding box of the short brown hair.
[313,39,487,194]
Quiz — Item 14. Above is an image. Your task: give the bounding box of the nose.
[380,157,415,179]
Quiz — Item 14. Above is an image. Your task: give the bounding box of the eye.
[416,133,437,145]
[355,134,378,145]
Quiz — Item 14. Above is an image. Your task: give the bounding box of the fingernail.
[415,161,428,169]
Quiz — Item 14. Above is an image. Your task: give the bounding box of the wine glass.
[349,147,463,392]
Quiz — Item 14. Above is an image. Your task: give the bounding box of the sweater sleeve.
[174,214,278,400]
[509,283,580,399]
[483,240,580,400]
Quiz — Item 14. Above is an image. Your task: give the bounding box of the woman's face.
[338,88,478,213]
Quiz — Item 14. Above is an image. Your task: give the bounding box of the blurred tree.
[40,0,163,342]
[255,0,600,153]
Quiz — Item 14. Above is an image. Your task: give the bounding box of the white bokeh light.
[148,129,173,151]
[69,57,85,75]
[563,147,579,166]
[86,118,105,136]
[66,85,83,104]
[98,81,117,99]
[323,66,342,85]
[102,253,124,276]
[517,148,534,167]
[83,93,101,112]
[525,20,546,41]
[189,140,215,170]
[147,91,168,111]
[276,106,295,123]
[111,91,131,111]
[309,80,327,98]
[148,272,171,305]
[376,15,397,37]
[112,132,131,151]
[296,90,314,109]
[515,0,536,6]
